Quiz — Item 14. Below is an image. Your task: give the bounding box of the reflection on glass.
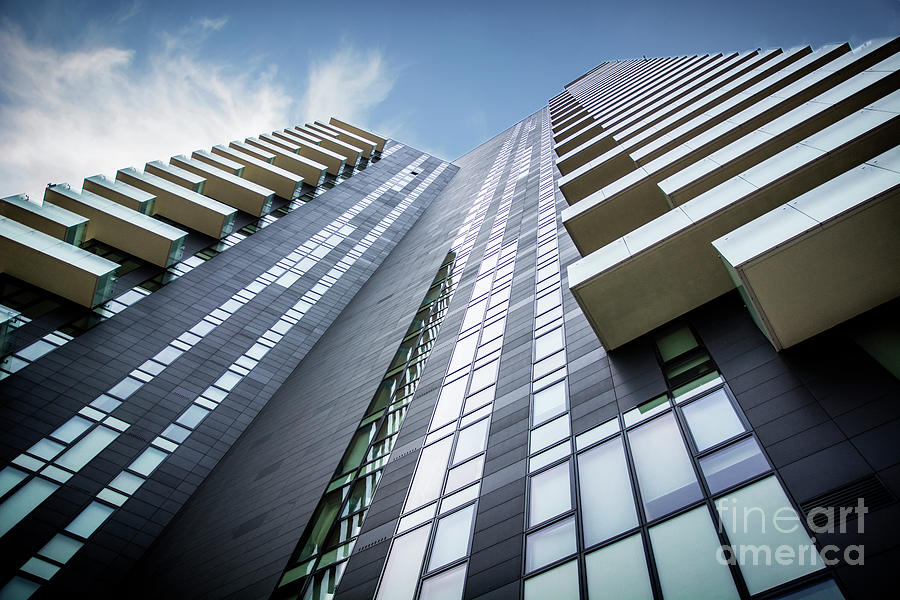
[700,437,769,494]
[532,380,566,426]
[629,413,702,520]
[406,436,453,510]
[575,417,619,450]
[535,327,564,361]
[295,490,342,561]
[715,476,824,594]
[530,414,570,454]
[453,419,489,464]
[673,372,723,403]
[529,461,571,526]
[656,326,699,362]
[623,395,669,427]
[682,389,744,451]
[585,533,653,600]
[374,525,430,600]
[650,506,739,600]
[524,559,578,600]
[428,504,475,571]
[65,501,115,538]
[419,562,467,600]
[578,437,638,545]
[529,440,571,473]
[526,516,576,572]
[431,377,467,431]
[445,455,484,494]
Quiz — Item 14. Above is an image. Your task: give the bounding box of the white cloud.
[198,16,228,31]
[0,24,292,200]
[298,47,396,134]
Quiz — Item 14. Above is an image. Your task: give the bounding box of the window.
[524,559,578,600]
[428,504,475,571]
[526,516,576,572]
[681,389,745,451]
[585,534,653,600]
[578,436,638,545]
[529,461,571,526]
[699,436,769,494]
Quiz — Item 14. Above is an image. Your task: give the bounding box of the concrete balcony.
[330,117,386,151]
[211,145,304,201]
[268,131,347,175]
[0,194,88,245]
[307,122,376,157]
[171,155,275,217]
[83,175,156,215]
[567,102,900,350]
[0,216,118,307]
[116,167,236,239]
[245,137,327,186]
[44,184,187,267]
[713,150,900,349]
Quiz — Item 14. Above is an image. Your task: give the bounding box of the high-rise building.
[0,38,898,600]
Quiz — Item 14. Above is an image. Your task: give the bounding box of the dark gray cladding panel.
[117,147,459,599]
[0,145,454,598]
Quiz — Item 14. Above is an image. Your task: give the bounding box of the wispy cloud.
[117,0,142,24]
[298,47,396,133]
[198,16,228,31]
[0,23,292,200]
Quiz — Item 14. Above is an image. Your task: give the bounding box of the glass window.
[673,372,724,403]
[128,446,167,476]
[406,436,453,510]
[0,467,27,497]
[529,440,570,473]
[469,360,499,393]
[530,414,570,454]
[338,422,377,474]
[529,461,571,526]
[0,477,59,537]
[535,289,561,316]
[295,491,342,561]
[109,471,143,495]
[440,483,479,514]
[428,504,475,571]
[463,385,495,413]
[656,326,699,362]
[628,413,702,520]
[526,516,576,572]
[533,350,566,381]
[176,405,210,430]
[682,389,745,451]
[50,416,92,443]
[700,436,769,494]
[55,426,118,471]
[375,525,431,600]
[650,506,740,600]
[578,436,638,545]
[585,533,653,600]
[397,503,436,534]
[37,533,82,564]
[161,424,191,443]
[453,419,489,465]
[431,377,468,431]
[445,455,484,494]
[533,381,566,427]
[65,501,115,538]
[419,562,466,600]
[575,417,620,450]
[28,439,64,461]
[535,327,564,361]
[524,559,578,600]
[715,476,824,594]
[623,395,669,427]
[448,333,478,374]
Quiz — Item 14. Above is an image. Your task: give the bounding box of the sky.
[0,0,898,200]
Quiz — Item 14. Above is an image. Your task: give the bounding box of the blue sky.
[1,0,898,199]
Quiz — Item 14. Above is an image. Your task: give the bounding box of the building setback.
[0,40,898,600]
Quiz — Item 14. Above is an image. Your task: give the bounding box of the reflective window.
[524,559,578,600]
[50,416,92,444]
[428,504,475,571]
[469,360,499,393]
[585,533,653,600]
[529,461,571,526]
[406,436,453,510]
[37,533,82,563]
[0,477,59,537]
[535,327,564,361]
[374,525,430,600]
[578,436,638,545]
[700,436,769,494]
[453,419,489,464]
[65,501,115,538]
[526,516,576,572]
[530,414,570,454]
[650,506,739,600]
[448,333,478,374]
[431,377,467,431]
[716,476,824,594]
[623,395,669,427]
[176,405,210,429]
[420,562,466,600]
[532,380,566,426]
[55,426,118,471]
[656,326,699,362]
[629,413,702,520]
[681,389,744,451]
[128,446,168,476]
[529,440,571,473]
[771,579,845,600]
[445,455,484,493]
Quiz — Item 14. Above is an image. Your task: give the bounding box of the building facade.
[1,40,899,600]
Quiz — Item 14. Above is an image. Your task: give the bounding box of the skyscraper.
[0,38,898,600]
